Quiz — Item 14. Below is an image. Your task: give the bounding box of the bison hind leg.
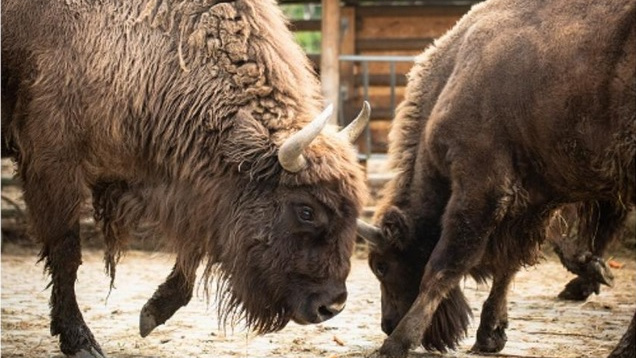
[44,223,107,358]
[553,200,626,301]
[471,267,518,354]
[558,277,600,301]
[23,165,107,356]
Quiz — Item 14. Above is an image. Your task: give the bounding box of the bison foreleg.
[139,254,201,337]
[471,267,517,353]
[371,271,472,358]
[372,193,498,357]
[45,223,106,358]
[21,146,106,357]
[370,292,448,358]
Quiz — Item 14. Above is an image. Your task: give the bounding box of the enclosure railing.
[338,54,416,161]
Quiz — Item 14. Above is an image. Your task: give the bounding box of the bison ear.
[221,110,278,178]
[380,206,411,250]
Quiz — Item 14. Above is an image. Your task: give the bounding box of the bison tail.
[421,285,472,352]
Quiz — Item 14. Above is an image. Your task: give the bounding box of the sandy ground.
[2,158,635,357]
[1,244,635,358]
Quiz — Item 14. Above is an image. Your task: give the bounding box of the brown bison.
[1,1,370,357]
[357,0,636,357]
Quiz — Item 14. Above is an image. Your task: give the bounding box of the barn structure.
[280,0,482,157]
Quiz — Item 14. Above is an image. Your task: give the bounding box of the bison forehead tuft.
[279,134,368,212]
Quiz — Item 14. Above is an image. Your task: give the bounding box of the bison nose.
[316,290,347,322]
[381,318,397,335]
[293,287,348,325]
[317,300,345,321]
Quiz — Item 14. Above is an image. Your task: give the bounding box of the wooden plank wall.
[288,2,478,153]
[348,4,474,153]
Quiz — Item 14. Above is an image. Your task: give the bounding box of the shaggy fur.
[2,0,367,356]
[367,0,636,357]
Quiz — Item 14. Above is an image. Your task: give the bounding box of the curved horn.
[357,219,387,247]
[338,101,371,142]
[278,104,334,172]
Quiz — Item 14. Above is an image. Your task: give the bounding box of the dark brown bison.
[1,1,371,357]
[356,0,636,357]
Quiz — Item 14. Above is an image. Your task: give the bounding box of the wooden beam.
[356,4,474,17]
[320,0,340,124]
[354,74,408,87]
[356,38,435,52]
[289,19,321,32]
[339,6,356,125]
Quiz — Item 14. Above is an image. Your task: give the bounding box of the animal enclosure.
[2,1,635,357]
[282,0,482,153]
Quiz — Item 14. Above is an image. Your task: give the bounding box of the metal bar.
[338,54,416,162]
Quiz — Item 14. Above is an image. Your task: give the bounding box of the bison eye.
[375,262,388,278]
[298,205,314,222]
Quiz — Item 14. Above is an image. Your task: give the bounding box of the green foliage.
[281,4,321,19]
[294,31,321,54]
[281,4,322,54]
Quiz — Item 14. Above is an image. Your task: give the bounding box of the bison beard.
[1,0,370,357]
[358,0,636,357]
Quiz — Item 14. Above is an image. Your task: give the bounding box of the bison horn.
[278,104,334,172]
[357,219,386,247]
[338,101,371,143]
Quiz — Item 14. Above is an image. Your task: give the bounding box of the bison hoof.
[71,347,107,358]
[587,258,614,287]
[139,304,159,338]
[366,337,409,358]
[472,325,507,353]
[366,349,406,358]
[558,277,601,301]
[57,322,106,358]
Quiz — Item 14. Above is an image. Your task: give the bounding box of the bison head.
[358,206,472,351]
[212,103,370,333]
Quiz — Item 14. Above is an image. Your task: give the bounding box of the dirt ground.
[1,243,635,358]
[2,158,635,358]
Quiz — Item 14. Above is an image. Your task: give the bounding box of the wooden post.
[340,7,356,119]
[321,0,340,125]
